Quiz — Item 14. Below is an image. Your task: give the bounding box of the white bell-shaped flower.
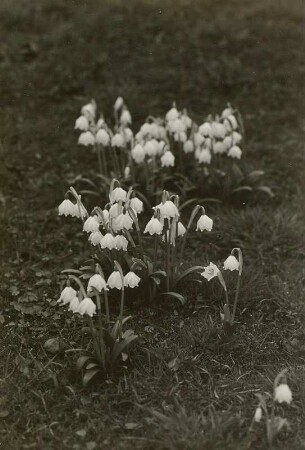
[109,187,127,204]
[130,197,143,214]
[211,122,226,140]
[196,214,213,232]
[75,116,89,131]
[124,271,141,288]
[120,109,132,125]
[114,235,128,251]
[228,145,242,159]
[111,133,124,148]
[83,216,100,233]
[213,141,226,155]
[161,151,175,167]
[274,384,292,404]
[109,203,120,219]
[77,297,96,317]
[107,271,123,289]
[201,262,219,281]
[114,96,124,111]
[232,131,242,145]
[131,144,145,163]
[221,107,233,119]
[78,131,95,146]
[115,212,133,231]
[223,255,239,271]
[87,274,108,293]
[177,222,186,237]
[58,286,77,304]
[96,129,110,146]
[144,217,163,235]
[68,297,80,313]
[166,107,179,122]
[100,233,116,250]
[183,140,194,154]
[58,199,77,217]
[159,200,179,219]
[196,149,211,164]
[169,118,185,134]
[223,135,233,150]
[89,231,103,246]
[199,122,212,137]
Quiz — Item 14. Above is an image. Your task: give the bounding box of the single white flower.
[196,148,212,164]
[89,230,103,246]
[166,107,179,122]
[107,271,123,289]
[130,197,143,214]
[77,297,96,317]
[75,116,89,131]
[161,151,175,167]
[177,222,186,237]
[114,234,128,251]
[194,132,204,147]
[228,145,242,159]
[199,122,212,137]
[183,140,194,154]
[109,187,127,204]
[124,271,141,288]
[96,129,110,146]
[223,135,233,150]
[87,274,108,293]
[159,200,179,219]
[58,286,77,305]
[114,96,124,111]
[168,118,185,134]
[83,216,100,233]
[78,131,95,146]
[211,122,226,140]
[111,133,124,147]
[254,407,262,423]
[109,203,120,219]
[196,214,213,232]
[232,131,242,145]
[120,109,132,125]
[274,384,292,404]
[213,141,226,155]
[144,140,158,157]
[201,262,220,281]
[223,255,239,271]
[58,199,77,217]
[100,233,116,250]
[144,217,163,235]
[115,212,133,231]
[131,144,145,163]
[123,127,133,143]
[68,296,80,313]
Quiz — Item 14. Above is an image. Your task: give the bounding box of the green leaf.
[223,304,231,323]
[175,266,204,284]
[83,368,101,386]
[232,185,253,194]
[160,292,186,304]
[256,186,274,197]
[61,269,83,275]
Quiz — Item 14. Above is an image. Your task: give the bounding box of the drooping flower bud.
[114,96,124,111]
[274,384,292,404]
[201,262,219,281]
[144,217,163,235]
[78,131,95,146]
[223,255,239,271]
[107,271,124,289]
[161,151,175,168]
[228,145,242,159]
[58,286,77,305]
[75,116,89,131]
[87,274,108,293]
[124,271,141,288]
[196,214,213,231]
[96,129,110,146]
[77,297,96,317]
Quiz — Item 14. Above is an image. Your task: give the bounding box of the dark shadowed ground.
[0,1,304,449]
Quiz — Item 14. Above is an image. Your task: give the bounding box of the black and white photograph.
[0,0,304,448]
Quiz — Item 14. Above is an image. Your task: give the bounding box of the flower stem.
[232,273,241,323]
[104,289,110,330]
[95,292,105,369]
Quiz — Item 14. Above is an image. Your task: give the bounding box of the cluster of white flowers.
[74,98,243,185]
[58,269,141,317]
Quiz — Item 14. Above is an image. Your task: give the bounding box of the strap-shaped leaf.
[160,292,186,304]
[175,266,204,284]
[83,368,101,386]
